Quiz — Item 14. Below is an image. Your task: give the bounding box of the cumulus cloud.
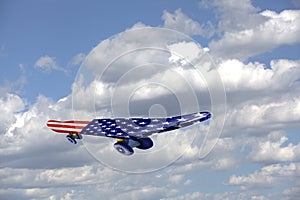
[163,191,273,200]
[75,27,220,117]
[209,9,300,60]
[216,58,300,135]
[228,97,300,130]
[218,59,300,92]
[0,165,121,188]
[249,131,300,162]
[0,93,95,168]
[228,162,300,188]
[203,0,265,32]
[2,2,300,199]
[18,22,297,198]
[162,9,213,37]
[282,185,300,199]
[0,93,26,135]
[0,165,126,199]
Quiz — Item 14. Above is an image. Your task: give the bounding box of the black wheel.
[114,142,134,156]
[66,135,77,144]
[135,137,153,150]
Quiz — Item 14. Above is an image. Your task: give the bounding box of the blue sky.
[1,0,208,102]
[0,0,298,101]
[1,0,300,199]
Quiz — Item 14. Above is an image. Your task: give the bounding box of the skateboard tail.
[47,120,90,134]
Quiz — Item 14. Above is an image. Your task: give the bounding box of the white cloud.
[218,59,300,92]
[0,92,213,198]
[249,131,300,162]
[0,93,26,135]
[162,9,211,37]
[218,59,273,91]
[209,9,300,59]
[212,157,238,171]
[75,26,221,116]
[112,186,168,200]
[215,58,300,136]
[226,96,300,132]
[62,18,300,198]
[71,75,113,116]
[0,93,96,169]
[163,191,272,200]
[167,41,205,63]
[0,165,124,199]
[228,162,300,188]
[206,0,265,32]
[282,185,300,199]
[1,4,300,199]
[34,55,67,73]
[163,192,202,200]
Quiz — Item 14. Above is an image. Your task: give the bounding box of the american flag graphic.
[47,120,90,134]
[47,112,211,138]
[80,111,211,138]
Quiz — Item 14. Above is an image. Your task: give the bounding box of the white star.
[177,118,186,122]
[194,113,204,117]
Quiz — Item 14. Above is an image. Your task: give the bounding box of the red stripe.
[47,120,90,124]
[47,123,87,129]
